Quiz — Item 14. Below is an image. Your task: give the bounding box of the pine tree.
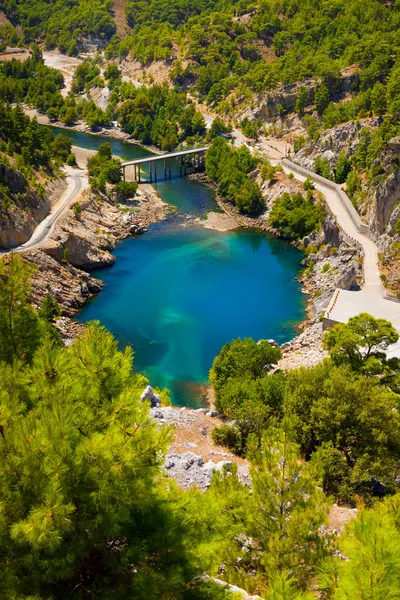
[334,498,400,599]
[0,315,232,598]
[207,420,330,598]
[0,254,43,364]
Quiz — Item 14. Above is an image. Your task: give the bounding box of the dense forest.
[0,0,115,52]
[103,0,400,114]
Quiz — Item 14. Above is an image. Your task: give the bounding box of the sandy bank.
[195,211,239,232]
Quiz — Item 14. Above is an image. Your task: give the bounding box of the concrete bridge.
[121,146,209,183]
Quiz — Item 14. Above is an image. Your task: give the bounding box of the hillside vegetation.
[1,0,115,52]
[1,257,400,599]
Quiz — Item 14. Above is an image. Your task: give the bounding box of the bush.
[210,338,282,403]
[334,152,352,184]
[114,180,138,200]
[268,191,326,240]
[212,424,242,454]
[66,153,77,166]
[314,157,332,180]
[303,177,315,190]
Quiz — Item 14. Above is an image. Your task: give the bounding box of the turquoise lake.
[49,127,306,406]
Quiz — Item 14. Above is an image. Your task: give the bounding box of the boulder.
[140,385,161,407]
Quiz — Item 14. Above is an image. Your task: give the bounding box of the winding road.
[1,168,88,256]
[281,158,400,357]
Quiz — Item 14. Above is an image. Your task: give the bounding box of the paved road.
[281,159,400,356]
[1,168,88,256]
[281,160,382,295]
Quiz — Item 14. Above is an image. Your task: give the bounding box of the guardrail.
[282,158,369,236]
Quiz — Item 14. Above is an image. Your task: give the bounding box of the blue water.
[50,127,306,406]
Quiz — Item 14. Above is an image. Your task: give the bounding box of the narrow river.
[49,127,306,407]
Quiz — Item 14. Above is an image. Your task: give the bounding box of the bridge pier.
[120,146,209,184]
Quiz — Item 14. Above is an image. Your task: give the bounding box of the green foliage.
[0,257,234,600]
[88,142,122,190]
[0,101,57,169]
[210,337,281,405]
[71,56,104,93]
[208,421,330,597]
[211,373,286,456]
[333,498,400,599]
[51,134,73,162]
[210,338,282,455]
[1,0,115,50]
[206,139,264,215]
[295,85,310,117]
[323,313,399,375]
[260,160,282,183]
[118,83,205,148]
[38,293,61,323]
[284,360,400,502]
[314,157,332,180]
[315,84,330,115]
[303,177,315,191]
[206,117,231,142]
[0,255,43,364]
[114,180,138,200]
[334,153,352,184]
[268,191,326,240]
[346,169,362,200]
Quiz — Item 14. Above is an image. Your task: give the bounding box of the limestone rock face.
[369,170,400,237]
[294,118,380,171]
[242,66,359,121]
[0,162,55,249]
[303,216,341,249]
[140,385,161,408]
[24,248,102,316]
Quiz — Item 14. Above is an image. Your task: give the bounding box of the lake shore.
[27,122,335,387]
[186,172,363,372]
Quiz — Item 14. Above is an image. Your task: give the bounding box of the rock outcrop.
[140,385,161,407]
[294,118,380,171]
[242,65,360,121]
[0,162,65,249]
[42,184,169,270]
[22,183,170,339]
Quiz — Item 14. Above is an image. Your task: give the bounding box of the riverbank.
[24,107,165,155]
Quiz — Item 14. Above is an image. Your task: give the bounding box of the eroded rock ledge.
[23,183,170,340]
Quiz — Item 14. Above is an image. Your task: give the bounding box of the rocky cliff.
[294,118,380,171]
[293,121,400,294]
[241,66,359,121]
[0,161,66,249]
[23,183,170,340]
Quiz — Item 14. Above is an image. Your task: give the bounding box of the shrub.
[303,177,315,190]
[114,181,138,200]
[268,191,326,240]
